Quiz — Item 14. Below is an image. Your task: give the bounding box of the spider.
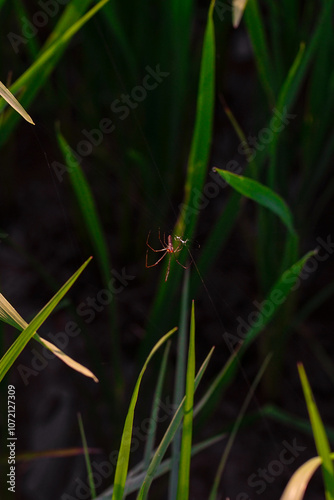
[145,229,191,281]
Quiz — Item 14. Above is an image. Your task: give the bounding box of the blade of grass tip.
[209,353,272,500]
[78,413,96,499]
[0,81,34,125]
[280,453,334,500]
[143,341,171,469]
[0,257,92,383]
[169,269,190,500]
[0,292,98,383]
[232,0,249,28]
[137,346,215,500]
[112,327,177,500]
[176,300,196,500]
[298,363,334,499]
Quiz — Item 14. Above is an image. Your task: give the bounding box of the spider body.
[145,230,190,281]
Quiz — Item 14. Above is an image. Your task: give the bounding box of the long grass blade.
[112,327,177,500]
[0,257,92,382]
[136,347,215,500]
[176,301,196,499]
[298,363,334,499]
[96,433,225,499]
[143,341,171,469]
[209,354,271,500]
[78,413,96,499]
[169,269,190,499]
[0,0,109,146]
[0,292,98,382]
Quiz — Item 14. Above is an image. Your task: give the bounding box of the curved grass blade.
[0,0,109,146]
[0,257,94,383]
[112,327,177,500]
[214,168,295,235]
[137,347,215,500]
[298,363,334,499]
[280,453,334,500]
[0,292,98,382]
[176,300,196,500]
[0,81,34,124]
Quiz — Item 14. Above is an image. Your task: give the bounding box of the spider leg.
[174,256,191,269]
[147,231,166,252]
[172,247,191,269]
[146,250,167,268]
[165,254,172,281]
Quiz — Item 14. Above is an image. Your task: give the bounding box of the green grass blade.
[78,413,96,499]
[0,257,92,383]
[169,270,190,499]
[143,0,216,358]
[136,347,215,500]
[0,0,108,145]
[0,80,34,124]
[0,293,98,382]
[214,168,296,235]
[244,0,276,102]
[56,126,121,389]
[197,250,316,420]
[174,0,216,241]
[56,127,112,285]
[298,363,334,499]
[176,301,196,500]
[143,341,171,469]
[96,434,224,499]
[209,353,271,500]
[112,327,177,500]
